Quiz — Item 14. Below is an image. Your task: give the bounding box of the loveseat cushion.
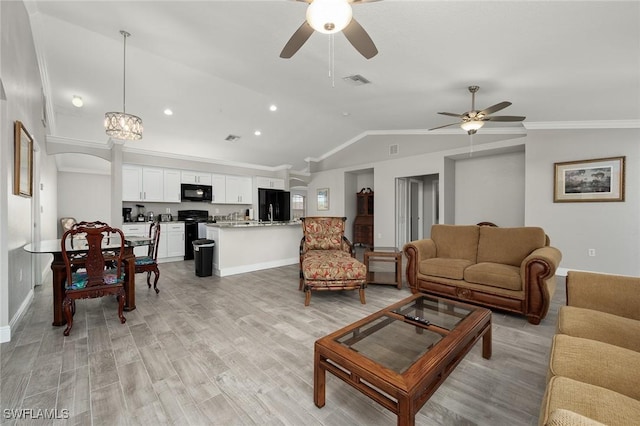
[419,258,474,280]
[302,250,367,283]
[477,226,546,267]
[540,376,640,426]
[557,306,640,352]
[546,409,606,426]
[431,224,479,262]
[548,334,640,400]
[463,262,522,291]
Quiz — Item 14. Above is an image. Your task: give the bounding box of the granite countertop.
[207,220,301,228]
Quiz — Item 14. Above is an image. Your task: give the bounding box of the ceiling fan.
[430,86,526,135]
[280,0,379,59]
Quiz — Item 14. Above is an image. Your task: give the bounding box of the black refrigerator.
[258,189,291,222]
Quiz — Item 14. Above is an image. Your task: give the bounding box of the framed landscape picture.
[14,121,34,197]
[554,156,625,202]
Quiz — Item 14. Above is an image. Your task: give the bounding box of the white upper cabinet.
[163,169,181,202]
[225,175,253,204]
[181,171,212,185]
[142,167,164,201]
[211,174,226,204]
[257,176,285,190]
[122,165,164,202]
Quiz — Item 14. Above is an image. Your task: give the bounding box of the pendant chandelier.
[104,30,143,140]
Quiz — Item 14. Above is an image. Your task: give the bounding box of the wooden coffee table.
[314,293,491,426]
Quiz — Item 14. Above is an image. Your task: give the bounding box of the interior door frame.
[409,178,424,241]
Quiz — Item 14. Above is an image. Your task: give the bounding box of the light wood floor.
[1,256,563,425]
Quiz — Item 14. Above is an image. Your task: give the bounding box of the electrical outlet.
[165,208,171,213]
[377,233,382,239]
[588,249,596,257]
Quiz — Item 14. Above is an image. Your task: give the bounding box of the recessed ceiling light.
[71,95,83,108]
[342,112,351,117]
[163,108,173,116]
[269,104,277,112]
[254,130,262,136]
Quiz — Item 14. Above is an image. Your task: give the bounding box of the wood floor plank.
[4,256,564,425]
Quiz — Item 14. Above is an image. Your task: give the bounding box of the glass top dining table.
[24,236,151,326]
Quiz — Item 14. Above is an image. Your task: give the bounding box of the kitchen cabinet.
[181,171,212,185]
[225,175,253,204]
[257,176,285,190]
[163,169,181,202]
[123,222,184,261]
[211,174,226,203]
[122,165,164,202]
[162,222,185,259]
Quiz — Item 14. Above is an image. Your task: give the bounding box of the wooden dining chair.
[61,221,126,336]
[135,222,161,294]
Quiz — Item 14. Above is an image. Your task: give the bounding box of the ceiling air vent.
[389,144,399,156]
[225,134,240,142]
[342,74,371,86]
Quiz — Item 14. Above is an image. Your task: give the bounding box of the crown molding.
[122,146,293,172]
[524,120,640,130]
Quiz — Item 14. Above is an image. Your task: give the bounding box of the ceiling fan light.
[306,0,353,34]
[460,120,485,132]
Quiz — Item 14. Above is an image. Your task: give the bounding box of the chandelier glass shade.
[104,30,143,140]
[306,0,353,34]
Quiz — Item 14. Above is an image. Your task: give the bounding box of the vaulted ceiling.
[27,1,640,172]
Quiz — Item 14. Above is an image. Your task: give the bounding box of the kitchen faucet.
[268,204,273,223]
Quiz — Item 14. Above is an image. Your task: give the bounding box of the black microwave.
[181,184,212,202]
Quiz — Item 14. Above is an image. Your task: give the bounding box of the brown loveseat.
[539,271,640,425]
[404,224,562,324]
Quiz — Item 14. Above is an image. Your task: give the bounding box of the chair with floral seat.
[299,216,367,306]
[61,221,126,336]
[135,222,160,294]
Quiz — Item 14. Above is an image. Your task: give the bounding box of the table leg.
[482,323,492,359]
[396,255,402,289]
[397,397,416,426]
[51,255,66,326]
[123,249,136,311]
[314,347,326,408]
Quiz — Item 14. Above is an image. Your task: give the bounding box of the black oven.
[181,184,212,202]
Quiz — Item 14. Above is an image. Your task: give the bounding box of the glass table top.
[334,295,474,374]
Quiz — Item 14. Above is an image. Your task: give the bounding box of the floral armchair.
[299,217,367,306]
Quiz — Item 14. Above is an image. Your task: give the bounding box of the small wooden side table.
[364,246,402,289]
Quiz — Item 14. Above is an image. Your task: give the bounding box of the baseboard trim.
[0,288,34,343]
[216,257,298,277]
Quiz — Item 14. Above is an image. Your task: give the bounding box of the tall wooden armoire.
[353,188,374,246]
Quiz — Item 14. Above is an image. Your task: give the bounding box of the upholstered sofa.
[404,224,562,324]
[299,217,367,306]
[539,271,640,425]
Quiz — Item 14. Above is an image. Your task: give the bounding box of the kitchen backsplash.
[122,201,245,221]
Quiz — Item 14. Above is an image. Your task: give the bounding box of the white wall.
[1,1,58,342]
[455,151,525,226]
[57,171,111,235]
[526,128,640,276]
[310,129,640,276]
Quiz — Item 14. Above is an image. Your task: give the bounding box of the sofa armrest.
[545,409,606,426]
[403,239,436,291]
[520,246,562,324]
[566,271,640,321]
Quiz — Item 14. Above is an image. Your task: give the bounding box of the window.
[292,194,305,219]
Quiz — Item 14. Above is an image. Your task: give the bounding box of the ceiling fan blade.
[342,17,378,59]
[429,122,461,131]
[478,101,512,116]
[438,112,464,118]
[280,21,315,58]
[485,115,526,122]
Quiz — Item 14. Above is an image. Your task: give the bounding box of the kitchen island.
[205,221,302,277]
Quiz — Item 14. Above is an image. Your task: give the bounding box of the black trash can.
[193,239,215,277]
